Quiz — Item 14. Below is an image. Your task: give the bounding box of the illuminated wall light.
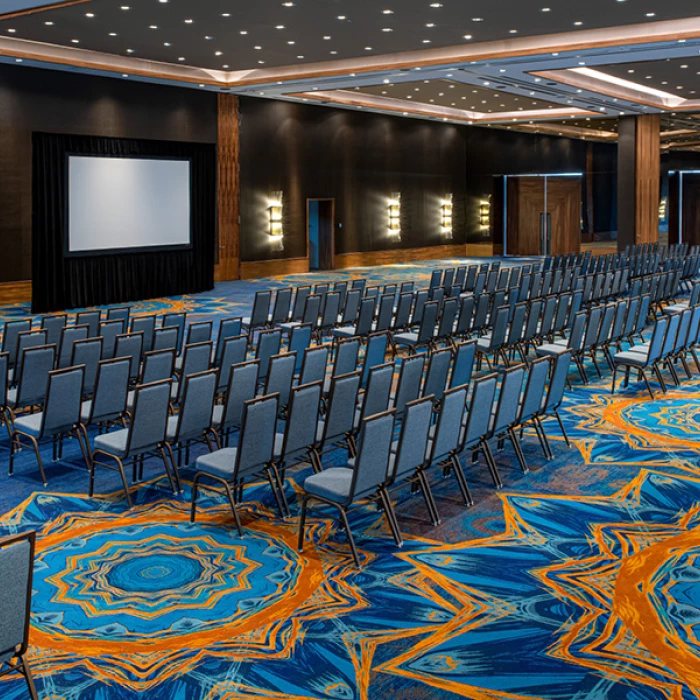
[441,195,453,236]
[268,192,284,240]
[388,193,401,236]
[659,196,668,221]
[479,199,491,229]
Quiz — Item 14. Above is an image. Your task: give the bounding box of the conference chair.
[106,307,131,328]
[162,312,187,353]
[264,352,297,416]
[171,341,213,404]
[9,366,88,486]
[6,344,56,418]
[255,329,282,384]
[384,395,438,527]
[450,340,476,390]
[538,351,573,452]
[373,294,395,333]
[423,385,473,508]
[216,335,248,394]
[536,311,587,383]
[40,313,67,347]
[317,291,342,340]
[392,301,439,355]
[392,354,425,417]
[338,288,362,327]
[422,349,452,409]
[288,324,312,372]
[298,408,397,568]
[244,290,273,337]
[333,281,348,310]
[332,297,374,340]
[409,289,430,327]
[81,358,130,446]
[452,295,474,342]
[429,270,443,290]
[665,283,700,314]
[152,325,179,353]
[675,306,700,375]
[273,380,324,515]
[299,345,329,386]
[278,294,321,337]
[184,320,213,347]
[57,323,89,368]
[393,293,414,332]
[212,359,259,447]
[191,393,285,534]
[98,319,125,360]
[435,297,458,346]
[165,368,218,477]
[476,305,509,370]
[76,310,100,338]
[91,378,177,507]
[70,337,103,397]
[353,362,394,449]
[114,332,144,384]
[0,530,38,700]
[515,357,553,460]
[1,320,31,371]
[130,314,157,354]
[351,279,367,294]
[269,288,293,326]
[290,286,312,323]
[212,317,244,366]
[361,331,389,387]
[329,337,360,389]
[11,330,48,385]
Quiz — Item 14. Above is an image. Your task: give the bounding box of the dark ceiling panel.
[1,0,699,71]
[596,56,700,99]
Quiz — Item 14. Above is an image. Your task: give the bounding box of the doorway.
[505,175,582,256]
[668,171,700,246]
[307,198,335,271]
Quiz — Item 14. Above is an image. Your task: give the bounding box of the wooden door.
[681,174,700,247]
[547,177,581,255]
[507,177,545,256]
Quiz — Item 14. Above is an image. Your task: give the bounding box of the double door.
[506,176,581,256]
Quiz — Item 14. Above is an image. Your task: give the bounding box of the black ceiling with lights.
[597,57,700,99]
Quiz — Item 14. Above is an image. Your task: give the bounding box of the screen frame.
[63,152,195,258]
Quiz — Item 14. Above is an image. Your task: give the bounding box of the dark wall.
[238,98,467,262]
[0,63,217,282]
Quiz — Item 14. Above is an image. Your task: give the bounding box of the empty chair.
[393,354,425,417]
[393,293,414,332]
[212,317,244,366]
[351,279,367,293]
[76,310,100,338]
[422,348,452,408]
[332,297,374,340]
[298,409,398,568]
[162,312,187,353]
[392,301,439,355]
[328,337,360,393]
[114,332,144,383]
[278,294,321,336]
[373,294,395,333]
[338,288,362,327]
[537,311,587,383]
[333,281,348,310]
[165,369,218,476]
[354,362,394,441]
[57,323,89,368]
[665,283,700,314]
[450,340,476,389]
[429,269,443,290]
[6,344,56,417]
[152,325,179,353]
[213,359,259,446]
[106,307,131,328]
[288,324,312,372]
[40,314,67,347]
[476,306,509,370]
[538,350,573,452]
[361,331,389,387]
[435,297,458,344]
[410,290,430,327]
[171,341,213,403]
[12,330,48,385]
[243,291,272,335]
[192,393,285,533]
[91,378,177,507]
[184,321,213,348]
[216,334,249,394]
[269,288,293,326]
[81,358,130,439]
[515,357,553,460]
[265,352,297,414]
[99,319,125,360]
[130,314,157,354]
[290,286,312,322]
[453,295,474,341]
[316,291,341,339]
[9,366,88,485]
[299,345,329,386]
[0,530,39,700]
[127,348,175,411]
[71,337,103,397]
[1,319,32,370]
[255,329,282,383]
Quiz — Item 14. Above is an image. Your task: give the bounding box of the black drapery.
[32,132,216,313]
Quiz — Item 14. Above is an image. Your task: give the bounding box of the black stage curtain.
[32,132,216,313]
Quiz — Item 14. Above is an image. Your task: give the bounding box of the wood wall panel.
[635,114,661,245]
[507,178,545,256]
[240,257,309,280]
[465,243,494,257]
[334,244,467,269]
[548,177,582,255]
[681,174,700,247]
[215,94,240,282]
[0,281,32,304]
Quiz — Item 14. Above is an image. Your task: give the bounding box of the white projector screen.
[67,155,191,254]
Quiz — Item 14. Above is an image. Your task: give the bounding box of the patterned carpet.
[1,257,699,700]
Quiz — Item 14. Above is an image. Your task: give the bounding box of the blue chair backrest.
[411,290,429,326]
[58,324,89,368]
[141,349,175,385]
[472,294,490,332]
[320,292,341,329]
[280,381,323,462]
[455,295,474,335]
[186,321,213,347]
[362,332,388,386]
[40,314,67,347]
[333,338,360,377]
[429,270,442,290]
[271,288,293,325]
[519,358,550,423]
[429,385,468,462]
[340,288,362,325]
[218,335,248,392]
[127,379,172,455]
[394,293,413,329]
[220,360,260,432]
[350,410,395,500]
[423,349,451,403]
[214,317,243,365]
[14,330,48,381]
[99,319,125,360]
[107,307,131,327]
[544,351,572,413]
[76,311,100,338]
[181,341,212,379]
[322,371,361,446]
[2,319,32,367]
[42,366,84,436]
[392,396,433,481]
[394,354,424,415]
[256,330,282,381]
[450,340,476,389]
[130,315,157,353]
[437,298,458,338]
[265,352,297,408]
[0,353,7,409]
[249,290,272,328]
[152,326,179,353]
[359,362,394,424]
[291,286,311,322]
[114,333,144,381]
[87,358,130,424]
[235,394,279,479]
[333,281,348,310]
[173,369,217,443]
[355,298,376,337]
[162,312,187,353]
[417,302,439,345]
[301,294,322,326]
[289,324,313,371]
[71,337,103,396]
[660,314,679,359]
[462,374,498,449]
[491,365,526,435]
[300,346,329,386]
[375,294,395,333]
[14,344,56,409]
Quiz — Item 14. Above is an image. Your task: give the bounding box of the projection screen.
[67,155,192,255]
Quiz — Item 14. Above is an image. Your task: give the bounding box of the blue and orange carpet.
[1,258,699,699]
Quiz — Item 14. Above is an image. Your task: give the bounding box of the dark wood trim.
[0,0,91,20]
[306,198,335,271]
[215,93,240,282]
[635,114,661,245]
[240,257,310,280]
[0,280,32,304]
[334,244,468,269]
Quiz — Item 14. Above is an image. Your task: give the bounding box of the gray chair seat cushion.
[94,429,129,458]
[627,343,650,354]
[212,405,224,429]
[127,391,135,412]
[536,343,569,357]
[196,448,237,479]
[303,467,353,504]
[14,413,43,437]
[664,303,688,314]
[331,326,356,339]
[80,400,92,423]
[613,351,648,367]
[278,322,301,333]
[166,415,179,441]
[6,388,17,408]
[174,356,184,371]
[171,383,180,400]
[476,338,491,351]
[273,432,285,459]
[393,332,418,346]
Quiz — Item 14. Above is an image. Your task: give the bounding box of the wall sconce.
[388,193,401,236]
[479,199,491,229]
[268,193,283,239]
[658,196,668,221]
[441,196,453,235]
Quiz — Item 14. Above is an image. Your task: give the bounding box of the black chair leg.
[417,470,441,526]
[190,473,201,523]
[297,495,309,553]
[553,408,571,448]
[508,427,529,474]
[223,481,244,537]
[379,487,403,547]
[450,454,474,507]
[481,441,503,490]
[337,506,361,568]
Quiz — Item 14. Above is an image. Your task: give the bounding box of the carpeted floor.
[1,257,699,700]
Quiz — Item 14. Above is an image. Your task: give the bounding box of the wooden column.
[215,93,240,282]
[617,114,661,251]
